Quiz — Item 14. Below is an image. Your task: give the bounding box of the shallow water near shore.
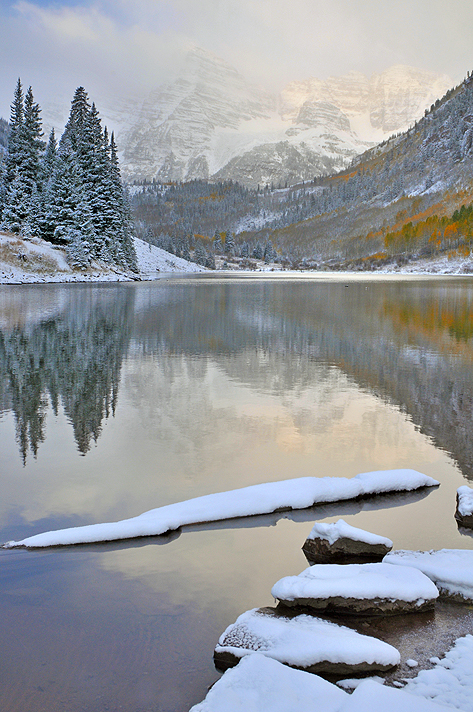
[1,274,473,711]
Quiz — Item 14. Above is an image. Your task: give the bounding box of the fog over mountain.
[119,48,451,187]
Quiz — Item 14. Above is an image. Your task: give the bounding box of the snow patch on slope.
[0,232,203,284]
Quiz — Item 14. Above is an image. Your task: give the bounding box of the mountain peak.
[184,46,240,81]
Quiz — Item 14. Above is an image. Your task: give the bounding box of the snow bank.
[190,653,347,712]
[215,608,400,671]
[3,469,438,548]
[405,634,473,712]
[456,486,473,518]
[271,562,439,606]
[339,679,455,712]
[133,237,205,275]
[307,519,393,548]
[190,653,456,712]
[0,232,203,284]
[384,549,473,601]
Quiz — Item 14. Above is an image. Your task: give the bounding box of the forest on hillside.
[132,72,473,269]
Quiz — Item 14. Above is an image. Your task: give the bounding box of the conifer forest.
[0,81,137,271]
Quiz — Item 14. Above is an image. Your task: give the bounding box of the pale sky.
[0,0,472,119]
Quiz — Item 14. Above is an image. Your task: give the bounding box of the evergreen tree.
[194,241,207,265]
[213,229,223,253]
[1,80,137,271]
[224,230,235,255]
[23,86,44,189]
[205,250,216,269]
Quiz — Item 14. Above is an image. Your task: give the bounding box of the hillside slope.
[239,73,473,267]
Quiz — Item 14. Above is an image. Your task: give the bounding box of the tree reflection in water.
[0,286,134,463]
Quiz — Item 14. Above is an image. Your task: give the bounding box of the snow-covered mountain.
[120,49,452,187]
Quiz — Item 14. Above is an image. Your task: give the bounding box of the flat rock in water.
[302,519,393,564]
[190,653,348,712]
[455,486,473,529]
[214,607,400,675]
[271,562,439,616]
[384,549,473,602]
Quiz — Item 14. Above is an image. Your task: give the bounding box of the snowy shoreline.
[0,232,205,284]
[1,231,473,285]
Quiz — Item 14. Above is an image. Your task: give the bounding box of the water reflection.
[1,277,473,480]
[0,286,134,462]
[1,277,473,712]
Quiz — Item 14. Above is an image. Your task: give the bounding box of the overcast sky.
[0,0,472,119]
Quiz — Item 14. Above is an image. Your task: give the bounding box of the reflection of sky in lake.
[1,276,473,711]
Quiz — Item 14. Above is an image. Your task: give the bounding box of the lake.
[1,273,473,711]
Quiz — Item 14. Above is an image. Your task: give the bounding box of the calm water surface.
[1,274,473,711]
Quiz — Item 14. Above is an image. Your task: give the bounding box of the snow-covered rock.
[455,486,473,529]
[271,562,439,615]
[302,519,393,564]
[3,469,438,548]
[190,653,455,712]
[384,549,473,602]
[190,653,348,712]
[214,607,400,675]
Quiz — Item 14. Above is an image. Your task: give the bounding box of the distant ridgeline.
[0,81,137,271]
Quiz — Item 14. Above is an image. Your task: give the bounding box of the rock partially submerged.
[4,469,439,548]
[214,607,400,675]
[384,549,473,602]
[302,519,393,565]
[272,562,439,616]
[455,486,473,529]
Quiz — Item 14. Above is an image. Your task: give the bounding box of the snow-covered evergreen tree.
[224,230,235,255]
[194,241,207,265]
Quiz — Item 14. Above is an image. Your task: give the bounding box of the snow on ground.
[405,634,473,712]
[306,519,393,548]
[133,237,204,276]
[384,549,473,601]
[456,486,473,519]
[271,562,439,606]
[339,678,455,712]
[215,608,400,670]
[190,654,455,712]
[190,653,347,712]
[377,252,473,275]
[3,469,438,548]
[0,232,204,284]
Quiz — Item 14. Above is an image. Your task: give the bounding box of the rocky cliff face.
[120,49,452,187]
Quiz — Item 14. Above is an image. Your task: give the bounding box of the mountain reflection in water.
[0,277,472,481]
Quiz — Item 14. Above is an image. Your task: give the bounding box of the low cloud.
[0,0,471,120]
